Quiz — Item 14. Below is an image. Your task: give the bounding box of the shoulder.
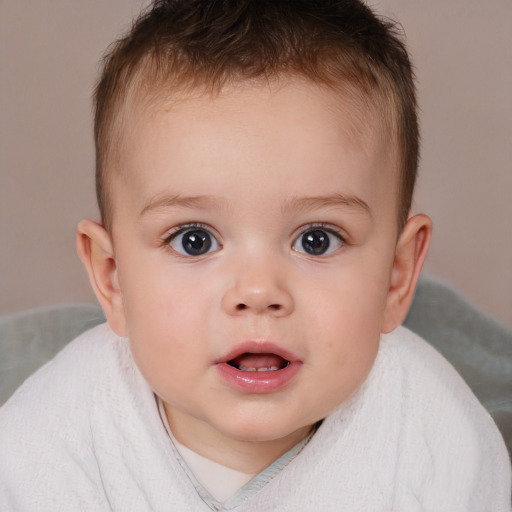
[0,324,132,509]
[379,326,508,453]
[379,325,498,411]
[0,321,124,434]
[380,326,511,508]
[1,322,128,410]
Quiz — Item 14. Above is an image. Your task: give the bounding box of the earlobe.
[76,219,127,337]
[382,214,432,333]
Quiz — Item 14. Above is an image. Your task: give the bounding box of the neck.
[164,403,313,474]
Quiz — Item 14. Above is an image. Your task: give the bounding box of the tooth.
[256,366,280,372]
[237,365,282,372]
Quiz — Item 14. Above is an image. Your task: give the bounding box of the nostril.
[235,303,280,312]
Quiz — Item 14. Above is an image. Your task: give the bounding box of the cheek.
[116,264,206,373]
[124,289,205,398]
[303,263,389,366]
[307,263,389,326]
[119,253,200,323]
[308,291,382,407]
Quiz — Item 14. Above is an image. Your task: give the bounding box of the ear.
[76,219,127,337]
[382,214,432,333]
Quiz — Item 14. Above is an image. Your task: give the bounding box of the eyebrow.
[282,194,372,218]
[138,192,371,219]
[139,194,227,217]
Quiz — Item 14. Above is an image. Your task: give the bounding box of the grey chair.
[1,275,511,459]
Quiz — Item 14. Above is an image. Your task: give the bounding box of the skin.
[77,78,431,474]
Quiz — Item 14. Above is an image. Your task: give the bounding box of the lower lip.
[216,361,302,393]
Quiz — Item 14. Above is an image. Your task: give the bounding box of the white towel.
[0,324,510,511]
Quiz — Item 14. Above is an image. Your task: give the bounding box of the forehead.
[113,78,399,222]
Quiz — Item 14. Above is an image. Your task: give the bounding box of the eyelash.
[296,222,345,237]
[161,222,347,257]
[292,223,347,255]
[161,222,221,256]
[162,222,213,245]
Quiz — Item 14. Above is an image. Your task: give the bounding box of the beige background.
[1,1,511,329]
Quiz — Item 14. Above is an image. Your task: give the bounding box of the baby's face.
[109,79,402,458]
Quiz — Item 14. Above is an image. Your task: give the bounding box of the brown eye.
[169,227,220,256]
[301,230,330,255]
[292,227,344,256]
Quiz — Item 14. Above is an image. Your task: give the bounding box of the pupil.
[183,230,211,255]
[302,230,329,255]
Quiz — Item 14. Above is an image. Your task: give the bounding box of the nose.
[221,257,294,317]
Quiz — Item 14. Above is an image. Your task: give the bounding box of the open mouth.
[216,344,301,392]
[227,353,291,372]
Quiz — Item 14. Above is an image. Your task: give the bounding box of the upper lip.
[215,341,301,365]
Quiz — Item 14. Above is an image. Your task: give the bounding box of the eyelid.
[292,222,347,255]
[162,222,222,255]
[163,222,215,241]
[295,222,347,241]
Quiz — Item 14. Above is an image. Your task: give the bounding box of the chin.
[216,413,314,444]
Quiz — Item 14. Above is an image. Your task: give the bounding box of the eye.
[292,227,344,256]
[167,226,220,256]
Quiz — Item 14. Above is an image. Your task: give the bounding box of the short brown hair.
[94,0,418,231]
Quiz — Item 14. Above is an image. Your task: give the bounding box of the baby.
[1,0,510,510]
